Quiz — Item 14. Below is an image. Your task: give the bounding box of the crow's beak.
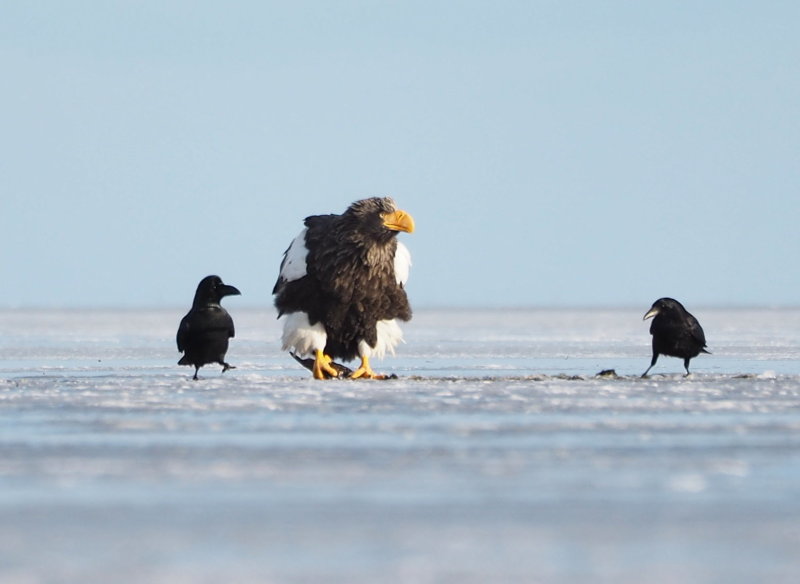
[220,284,241,297]
[643,307,659,321]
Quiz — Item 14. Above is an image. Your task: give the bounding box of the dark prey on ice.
[642,297,709,377]
[177,275,241,380]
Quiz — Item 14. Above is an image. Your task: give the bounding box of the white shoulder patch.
[279,228,308,283]
[394,241,411,286]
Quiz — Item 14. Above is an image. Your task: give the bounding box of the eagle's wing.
[273,228,308,294]
[394,241,412,287]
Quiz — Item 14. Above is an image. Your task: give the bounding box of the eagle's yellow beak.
[383,209,415,233]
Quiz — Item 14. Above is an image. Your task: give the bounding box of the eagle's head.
[344,197,415,243]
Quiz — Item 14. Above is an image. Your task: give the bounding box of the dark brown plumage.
[273,197,414,379]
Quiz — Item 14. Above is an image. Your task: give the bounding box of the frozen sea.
[1,307,800,583]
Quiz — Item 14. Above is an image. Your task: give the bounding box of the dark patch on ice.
[403,374,589,382]
[395,372,753,383]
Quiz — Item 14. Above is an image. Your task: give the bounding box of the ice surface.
[1,307,800,583]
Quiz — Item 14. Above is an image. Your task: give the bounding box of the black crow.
[642,297,709,377]
[177,275,241,380]
[273,197,414,379]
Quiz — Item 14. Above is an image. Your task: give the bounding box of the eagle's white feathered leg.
[352,319,405,379]
[280,312,338,379]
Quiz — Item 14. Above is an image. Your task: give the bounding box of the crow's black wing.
[177,312,192,352]
[684,312,707,349]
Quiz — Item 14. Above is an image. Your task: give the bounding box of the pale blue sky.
[2,1,798,308]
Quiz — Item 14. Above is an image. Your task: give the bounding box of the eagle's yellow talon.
[349,356,386,380]
[312,350,339,380]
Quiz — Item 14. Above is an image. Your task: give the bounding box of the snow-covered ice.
[1,307,800,583]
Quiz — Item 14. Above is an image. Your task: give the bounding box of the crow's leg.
[641,354,658,378]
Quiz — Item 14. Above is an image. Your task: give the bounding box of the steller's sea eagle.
[642,297,709,377]
[273,197,414,379]
[177,275,241,380]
